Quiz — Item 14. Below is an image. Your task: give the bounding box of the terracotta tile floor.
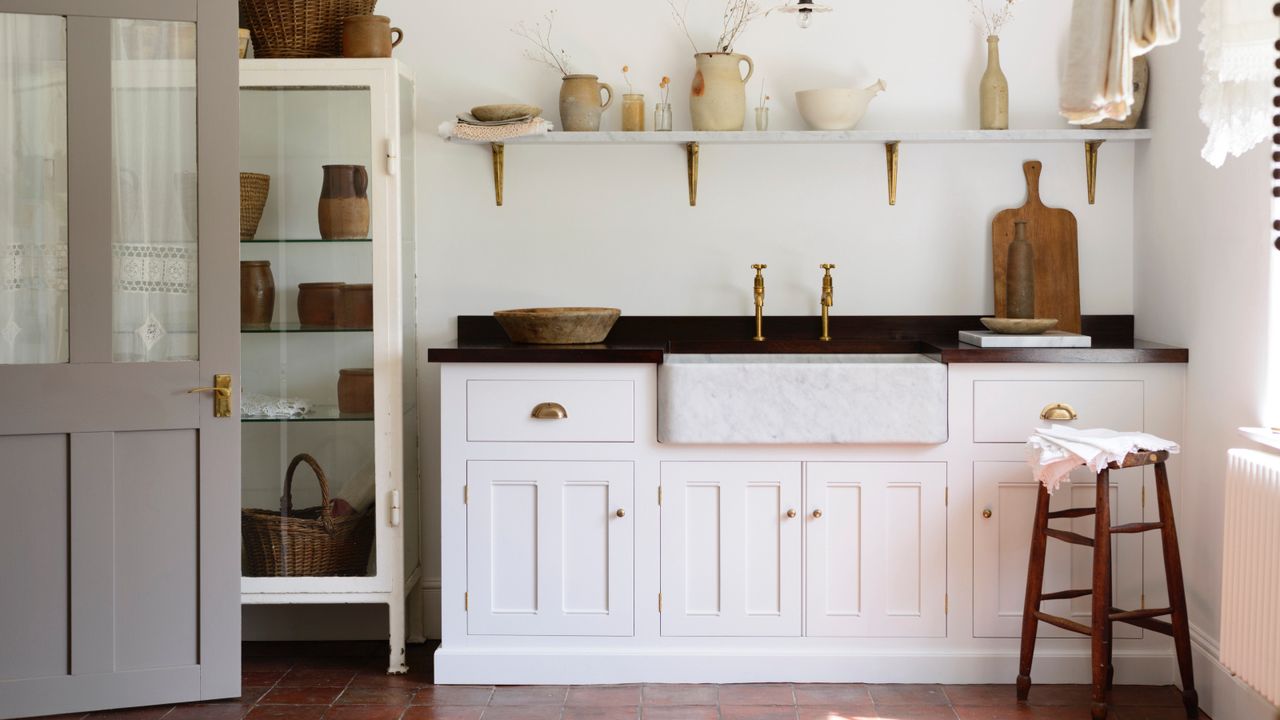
[34,642,1209,720]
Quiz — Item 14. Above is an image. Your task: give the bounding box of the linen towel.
[1027,424,1180,493]
[438,116,553,142]
[1199,0,1278,166]
[1060,0,1180,124]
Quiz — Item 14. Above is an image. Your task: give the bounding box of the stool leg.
[1017,483,1052,702]
[1091,469,1113,720]
[1155,462,1199,718]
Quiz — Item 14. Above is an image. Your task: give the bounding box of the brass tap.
[819,264,835,341]
[751,264,767,342]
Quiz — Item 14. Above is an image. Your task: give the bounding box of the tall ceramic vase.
[559,74,614,132]
[318,165,369,240]
[690,52,754,131]
[979,35,1008,130]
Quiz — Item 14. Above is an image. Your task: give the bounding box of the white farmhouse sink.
[658,353,948,444]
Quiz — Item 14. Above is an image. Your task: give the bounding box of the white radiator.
[1221,448,1280,706]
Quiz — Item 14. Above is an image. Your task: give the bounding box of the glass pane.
[0,14,68,364]
[240,86,376,578]
[111,19,197,362]
[399,73,420,578]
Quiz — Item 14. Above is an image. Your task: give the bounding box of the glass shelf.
[242,323,372,334]
[243,406,373,423]
[241,237,372,244]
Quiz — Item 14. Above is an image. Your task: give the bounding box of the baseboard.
[432,647,1174,686]
[1187,624,1279,720]
[422,577,441,640]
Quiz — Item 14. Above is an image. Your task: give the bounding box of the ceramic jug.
[342,15,403,58]
[690,52,754,131]
[559,74,614,132]
[318,165,369,240]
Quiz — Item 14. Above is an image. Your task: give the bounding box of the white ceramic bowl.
[795,81,886,131]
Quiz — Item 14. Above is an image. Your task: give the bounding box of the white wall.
[381,0,1144,637]
[1134,1,1275,717]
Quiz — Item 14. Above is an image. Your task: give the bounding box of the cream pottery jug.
[795,80,887,130]
[559,74,614,132]
[690,52,754,131]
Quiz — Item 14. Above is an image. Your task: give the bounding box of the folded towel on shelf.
[242,392,312,419]
[1027,424,1180,493]
[438,116,553,142]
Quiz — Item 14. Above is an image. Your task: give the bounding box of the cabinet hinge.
[658,487,663,505]
[464,485,468,504]
[464,592,469,611]
[658,593,662,613]
[945,593,949,614]
[389,489,401,527]
[945,487,949,506]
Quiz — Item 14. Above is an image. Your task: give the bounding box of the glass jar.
[653,102,673,132]
[621,93,645,131]
[755,106,769,131]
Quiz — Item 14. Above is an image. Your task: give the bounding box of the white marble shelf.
[445,128,1152,145]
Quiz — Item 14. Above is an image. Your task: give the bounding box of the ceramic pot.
[240,260,275,329]
[559,74,614,132]
[318,165,369,240]
[979,35,1009,130]
[337,368,374,414]
[336,283,373,329]
[1006,221,1035,319]
[297,282,345,328]
[690,52,754,131]
[342,15,403,58]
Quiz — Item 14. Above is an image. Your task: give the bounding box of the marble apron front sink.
[658,353,948,444]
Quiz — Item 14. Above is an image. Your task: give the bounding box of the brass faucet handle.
[752,263,768,271]
[821,263,836,271]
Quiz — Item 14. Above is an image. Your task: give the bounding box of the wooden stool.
[1016,451,1197,720]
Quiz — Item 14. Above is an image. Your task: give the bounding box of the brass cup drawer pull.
[531,402,568,420]
[1040,402,1078,422]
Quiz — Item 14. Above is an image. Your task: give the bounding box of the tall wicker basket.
[239,172,270,240]
[242,453,374,577]
[240,0,377,59]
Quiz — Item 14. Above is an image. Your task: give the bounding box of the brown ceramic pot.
[342,15,403,58]
[318,165,370,240]
[336,283,373,329]
[337,368,374,414]
[240,260,275,329]
[297,282,345,328]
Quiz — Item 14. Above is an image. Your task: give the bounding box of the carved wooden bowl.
[494,307,621,344]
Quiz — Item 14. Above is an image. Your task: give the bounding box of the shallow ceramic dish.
[494,307,621,344]
[981,317,1060,335]
[795,80,886,130]
[471,104,542,122]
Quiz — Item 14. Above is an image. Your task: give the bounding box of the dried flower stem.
[667,0,700,54]
[512,11,574,76]
[668,0,762,55]
[968,0,1017,37]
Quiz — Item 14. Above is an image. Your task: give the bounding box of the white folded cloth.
[438,116,553,142]
[242,392,312,419]
[1027,424,1180,493]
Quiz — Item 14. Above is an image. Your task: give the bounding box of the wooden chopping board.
[992,160,1082,334]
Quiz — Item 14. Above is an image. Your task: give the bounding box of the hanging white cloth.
[1060,0,1181,125]
[1199,0,1278,167]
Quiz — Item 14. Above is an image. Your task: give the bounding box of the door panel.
[805,462,947,637]
[661,462,802,637]
[467,460,634,636]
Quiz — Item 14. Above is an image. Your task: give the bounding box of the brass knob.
[786,509,797,518]
[982,508,993,519]
[1040,402,1078,422]
[812,509,823,519]
[615,508,626,518]
[531,402,568,420]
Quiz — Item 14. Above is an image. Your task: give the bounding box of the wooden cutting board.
[992,160,1082,333]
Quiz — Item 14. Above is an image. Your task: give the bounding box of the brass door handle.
[812,509,823,519]
[786,509,797,518]
[188,373,232,418]
[615,508,626,518]
[1040,402,1078,421]
[531,402,568,420]
[982,508,993,519]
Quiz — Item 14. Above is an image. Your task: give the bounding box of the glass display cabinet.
[238,59,418,673]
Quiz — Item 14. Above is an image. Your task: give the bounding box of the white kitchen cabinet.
[660,462,802,637]
[466,460,634,636]
[972,380,1144,443]
[805,462,948,637]
[972,461,1143,638]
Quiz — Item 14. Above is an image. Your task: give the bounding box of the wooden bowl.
[471,104,542,122]
[494,307,621,345]
[981,317,1059,335]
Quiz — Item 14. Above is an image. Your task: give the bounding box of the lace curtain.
[1198,0,1278,167]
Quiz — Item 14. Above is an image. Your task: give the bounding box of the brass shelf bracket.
[885,141,900,206]
[1084,139,1103,205]
[686,142,700,207]
[491,142,505,207]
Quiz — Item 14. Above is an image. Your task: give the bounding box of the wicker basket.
[242,453,375,577]
[240,0,377,59]
[240,172,270,240]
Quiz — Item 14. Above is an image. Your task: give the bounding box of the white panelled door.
[805,462,948,637]
[466,460,634,636]
[660,462,802,637]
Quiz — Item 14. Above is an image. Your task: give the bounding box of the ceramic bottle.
[1006,220,1035,319]
[979,35,1009,130]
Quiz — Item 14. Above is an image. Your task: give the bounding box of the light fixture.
[774,0,832,29]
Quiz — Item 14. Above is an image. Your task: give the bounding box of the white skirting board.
[433,648,1174,686]
[1189,625,1280,720]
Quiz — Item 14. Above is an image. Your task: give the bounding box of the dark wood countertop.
[426,315,1189,364]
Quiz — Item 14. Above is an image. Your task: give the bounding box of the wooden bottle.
[1006,220,1035,319]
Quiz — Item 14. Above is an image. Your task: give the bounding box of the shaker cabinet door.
[466,460,634,636]
[660,462,802,637]
[804,462,948,637]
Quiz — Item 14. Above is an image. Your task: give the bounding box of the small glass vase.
[622,93,645,131]
[754,106,769,131]
[653,102,673,132]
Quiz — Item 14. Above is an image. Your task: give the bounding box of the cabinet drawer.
[466,380,634,443]
[973,380,1143,443]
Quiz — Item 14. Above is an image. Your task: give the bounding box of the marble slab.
[657,353,948,445]
[446,129,1153,146]
[959,331,1092,348]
